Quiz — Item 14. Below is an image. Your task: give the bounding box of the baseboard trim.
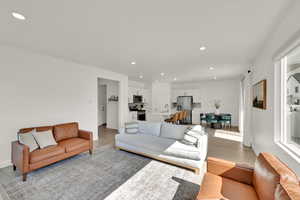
[0,160,12,169]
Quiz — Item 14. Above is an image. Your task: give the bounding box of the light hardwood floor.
[96,125,256,166]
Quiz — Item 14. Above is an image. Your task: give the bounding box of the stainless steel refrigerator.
[177,96,193,124]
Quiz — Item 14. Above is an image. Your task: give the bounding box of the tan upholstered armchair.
[197,153,300,200]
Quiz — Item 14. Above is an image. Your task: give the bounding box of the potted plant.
[214,100,221,115]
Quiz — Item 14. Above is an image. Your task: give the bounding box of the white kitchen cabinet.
[143,89,151,104]
[172,90,185,102]
[128,87,134,103]
[191,90,201,103]
[171,90,179,103]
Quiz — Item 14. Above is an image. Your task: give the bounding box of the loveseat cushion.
[253,152,300,200]
[30,146,65,164]
[53,122,79,142]
[197,172,258,200]
[58,138,89,152]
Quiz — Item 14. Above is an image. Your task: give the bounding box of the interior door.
[98,85,107,126]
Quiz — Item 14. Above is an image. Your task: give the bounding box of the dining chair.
[178,111,185,124]
[200,113,206,125]
[182,110,188,124]
[220,114,231,128]
[206,113,218,127]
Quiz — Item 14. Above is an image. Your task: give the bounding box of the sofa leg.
[89,149,93,155]
[22,173,27,182]
[13,165,16,171]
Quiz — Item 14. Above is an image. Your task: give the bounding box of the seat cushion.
[53,122,79,142]
[30,146,65,164]
[58,138,89,152]
[197,172,258,200]
[116,133,176,153]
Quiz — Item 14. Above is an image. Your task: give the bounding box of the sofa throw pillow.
[125,122,139,134]
[138,121,161,136]
[18,130,39,152]
[160,123,186,140]
[181,129,198,147]
[32,130,57,149]
[182,126,206,147]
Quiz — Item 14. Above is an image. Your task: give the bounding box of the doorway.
[97,78,119,146]
[98,84,107,127]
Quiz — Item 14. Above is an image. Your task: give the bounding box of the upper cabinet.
[128,87,151,103]
[191,90,201,103]
[142,89,151,104]
[128,87,134,103]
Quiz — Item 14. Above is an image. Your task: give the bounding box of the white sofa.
[115,121,208,174]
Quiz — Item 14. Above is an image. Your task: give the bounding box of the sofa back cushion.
[160,123,186,140]
[138,121,161,136]
[53,122,79,142]
[253,153,300,200]
[19,126,53,134]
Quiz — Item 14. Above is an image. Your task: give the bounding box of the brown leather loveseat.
[12,122,93,181]
[197,152,300,200]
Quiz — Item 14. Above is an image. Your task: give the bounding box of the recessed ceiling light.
[131,61,136,65]
[173,78,177,81]
[213,76,217,80]
[12,12,26,20]
[160,72,165,76]
[139,75,143,79]
[209,67,214,70]
[200,46,206,51]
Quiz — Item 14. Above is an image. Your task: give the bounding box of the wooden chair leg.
[89,149,93,155]
[22,173,27,182]
[13,165,16,171]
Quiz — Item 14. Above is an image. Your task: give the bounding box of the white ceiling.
[0,0,292,82]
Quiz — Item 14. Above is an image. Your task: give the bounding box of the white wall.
[251,1,300,174]
[0,45,128,168]
[172,79,240,126]
[128,80,146,89]
[152,82,171,113]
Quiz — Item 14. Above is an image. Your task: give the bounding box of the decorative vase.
[215,109,220,115]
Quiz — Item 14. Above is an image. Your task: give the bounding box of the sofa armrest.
[78,130,93,150]
[207,157,254,185]
[11,141,30,173]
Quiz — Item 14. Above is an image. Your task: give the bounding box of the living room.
[1,1,300,200]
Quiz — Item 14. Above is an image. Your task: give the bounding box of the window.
[278,45,300,159]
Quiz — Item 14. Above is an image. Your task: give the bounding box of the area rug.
[0,146,202,200]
